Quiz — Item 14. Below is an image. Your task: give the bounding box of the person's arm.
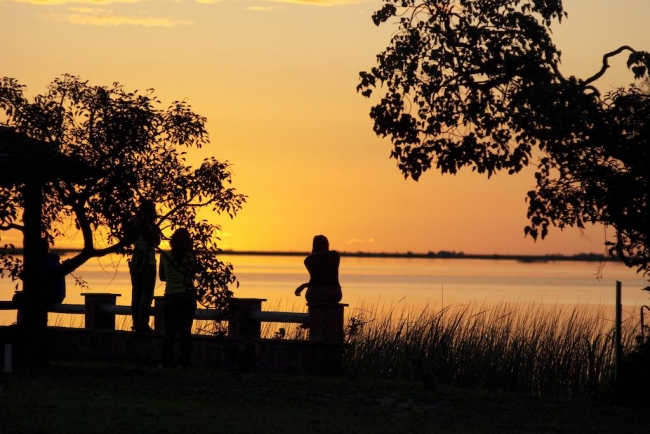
[159,255,167,282]
[295,283,308,296]
[151,226,162,247]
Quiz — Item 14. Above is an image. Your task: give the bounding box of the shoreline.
[217,250,615,263]
[3,247,616,263]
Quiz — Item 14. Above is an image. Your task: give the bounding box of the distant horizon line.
[216,250,615,262]
[4,247,615,262]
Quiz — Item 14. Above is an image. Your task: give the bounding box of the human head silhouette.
[312,235,329,253]
[170,228,192,254]
[138,199,156,221]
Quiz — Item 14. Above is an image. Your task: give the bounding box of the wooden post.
[18,182,44,325]
[641,306,650,344]
[16,183,46,366]
[307,303,347,344]
[3,343,11,380]
[153,296,165,333]
[82,293,120,330]
[227,298,265,338]
[615,281,622,382]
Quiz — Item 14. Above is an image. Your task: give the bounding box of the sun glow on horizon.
[1,0,649,258]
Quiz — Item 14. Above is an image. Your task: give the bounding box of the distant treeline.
[218,250,615,263]
[3,247,615,263]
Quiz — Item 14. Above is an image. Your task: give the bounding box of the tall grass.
[34,298,641,398]
[344,301,637,398]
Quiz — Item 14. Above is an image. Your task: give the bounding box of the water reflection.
[1,254,648,327]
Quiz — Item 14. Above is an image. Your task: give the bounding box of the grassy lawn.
[0,361,648,434]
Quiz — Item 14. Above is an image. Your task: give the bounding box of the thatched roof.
[0,126,91,186]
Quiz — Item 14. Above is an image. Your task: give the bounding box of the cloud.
[67,6,109,12]
[346,238,375,245]
[245,5,275,11]
[5,0,366,7]
[46,9,194,26]
[7,0,196,26]
[269,0,366,5]
[11,0,141,4]
[5,0,221,3]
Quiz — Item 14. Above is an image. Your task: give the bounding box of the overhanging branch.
[582,46,637,87]
[0,223,24,232]
[59,240,126,276]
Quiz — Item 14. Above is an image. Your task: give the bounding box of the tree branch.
[0,223,24,232]
[59,240,126,276]
[582,46,637,87]
[71,201,95,251]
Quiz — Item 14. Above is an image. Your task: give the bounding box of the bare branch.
[0,223,24,232]
[582,45,637,86]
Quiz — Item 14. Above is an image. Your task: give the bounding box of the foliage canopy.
[0,74,246,308]
[358,0,650,278]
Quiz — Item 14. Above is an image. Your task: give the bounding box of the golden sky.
[1,0,649,255]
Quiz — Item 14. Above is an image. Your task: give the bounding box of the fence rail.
[0,293,344,343]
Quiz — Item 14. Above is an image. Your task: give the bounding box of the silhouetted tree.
[0,74,246,308]
[358,0,650,279]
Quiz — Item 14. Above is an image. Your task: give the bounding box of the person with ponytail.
[159,228,197,368]
[126,199,161,333]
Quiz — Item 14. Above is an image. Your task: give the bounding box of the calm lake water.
[1,253,649,326]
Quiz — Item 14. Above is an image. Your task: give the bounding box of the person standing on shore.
[13,237,66,366]
[126,199,161,333]
[295,235,342,304]
[159,228,197,368]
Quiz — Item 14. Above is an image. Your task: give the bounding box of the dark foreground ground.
[0,362,647,434]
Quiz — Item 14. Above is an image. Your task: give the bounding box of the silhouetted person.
[126,199,161,333]
[159,228,197,368]
[13,237,65,366]
[295,235,342,304]
[42,241,66,306]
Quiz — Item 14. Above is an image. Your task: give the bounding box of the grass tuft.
[344,301,635,398]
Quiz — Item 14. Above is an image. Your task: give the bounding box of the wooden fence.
[1,294,349,376]
[0,293,347,343]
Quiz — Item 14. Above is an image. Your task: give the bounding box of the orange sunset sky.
[1,0,649,255]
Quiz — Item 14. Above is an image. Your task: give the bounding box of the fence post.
[307,303,347,344]
[227,298,265,338]
[82,293,120,331]
[3,342,11,385]
[153,296,165,333]
[615,281,622,383]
